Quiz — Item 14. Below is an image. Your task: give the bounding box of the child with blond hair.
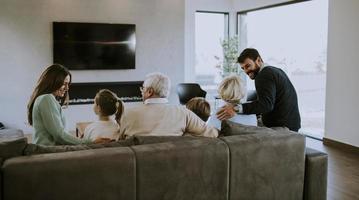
[186,97,211,122]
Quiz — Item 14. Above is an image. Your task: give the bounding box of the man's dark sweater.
[242,66,301,131]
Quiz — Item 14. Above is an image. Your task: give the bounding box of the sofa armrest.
[303,147,328,200]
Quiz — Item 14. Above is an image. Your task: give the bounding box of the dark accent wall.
[68,81,143,105]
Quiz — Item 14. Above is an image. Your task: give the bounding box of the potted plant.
[215,35,244,78]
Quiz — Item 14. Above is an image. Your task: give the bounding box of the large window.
[195,11,229,99]
[238,0,328,138]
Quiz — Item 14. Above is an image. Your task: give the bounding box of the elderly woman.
[207,75,257,129]
[118,72,218,139]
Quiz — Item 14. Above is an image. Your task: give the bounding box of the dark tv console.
[68,81,143,105]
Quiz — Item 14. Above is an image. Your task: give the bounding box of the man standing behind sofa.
[118,72,218,139]
[217,48,301,131]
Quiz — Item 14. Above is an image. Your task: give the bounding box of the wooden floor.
[306,137,359,200]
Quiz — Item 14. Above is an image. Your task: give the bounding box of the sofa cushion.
[220,120,276,136]
[23,137,136,156]
[0,137,28,160]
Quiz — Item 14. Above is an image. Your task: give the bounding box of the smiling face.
[53,75,70,97]
[240,57,262,80]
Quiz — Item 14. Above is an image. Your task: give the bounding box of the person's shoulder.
[85,122,97,131]
[261,66,277,73]
[171,104,189,112]
[257,66,280,79]
[35,94,56,105]
[264,66,285,73]
[159,104,190,115]
[125,103,145,112]
[37,93,55,100]
[101,120,119,127]
[122,103,146,118]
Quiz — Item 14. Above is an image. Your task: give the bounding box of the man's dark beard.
[252,68,260,79]
[248,65,260,79]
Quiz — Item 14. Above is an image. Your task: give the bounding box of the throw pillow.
[220,120,276,136]
[0,137,28,160]
[23,137,136,156]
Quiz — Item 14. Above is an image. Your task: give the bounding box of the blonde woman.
[207,75,257,129]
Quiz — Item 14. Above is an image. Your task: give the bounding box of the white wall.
[184,0,233,82]
[233,0,294,11]
[325,0,359,147]
[0,0,185,132]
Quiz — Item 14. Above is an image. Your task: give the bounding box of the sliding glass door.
[238,0,328,138]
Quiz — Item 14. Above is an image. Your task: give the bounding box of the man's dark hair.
[237,48,262,63]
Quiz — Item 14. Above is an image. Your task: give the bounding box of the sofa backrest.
[131,137,229,200]
[2,147,136,200]
[220,132,305,200]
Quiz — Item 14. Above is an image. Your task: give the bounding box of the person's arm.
[83,123,95,141]
[184,109,218,138]
[77,121,92,138]
[38,95,91,145]
[117,115,127,140]
[242,71,276,114]
[216,103,238,120]
[206,115,221,130]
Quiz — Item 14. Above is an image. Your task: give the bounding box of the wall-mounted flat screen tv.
[53,22,136,70]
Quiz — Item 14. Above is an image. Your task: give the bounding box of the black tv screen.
[53,22,136,70]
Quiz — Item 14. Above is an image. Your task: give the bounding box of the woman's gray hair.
[143,72,171,98]
[218,75,245,103]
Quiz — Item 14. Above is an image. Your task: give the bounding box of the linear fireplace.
[68,81,143,105]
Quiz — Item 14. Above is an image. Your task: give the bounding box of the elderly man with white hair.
[118,72,218,139]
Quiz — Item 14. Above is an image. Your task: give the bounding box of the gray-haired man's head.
[141,72,171,101]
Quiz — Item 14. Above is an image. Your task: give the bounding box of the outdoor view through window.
[195,0,328,138]
[239,0,328,138]
[195,12,228,101]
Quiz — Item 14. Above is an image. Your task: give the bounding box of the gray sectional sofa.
[0,123,327,200]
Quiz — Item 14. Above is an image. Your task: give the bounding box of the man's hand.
[216,104,236,120]
[93,137,113,144]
